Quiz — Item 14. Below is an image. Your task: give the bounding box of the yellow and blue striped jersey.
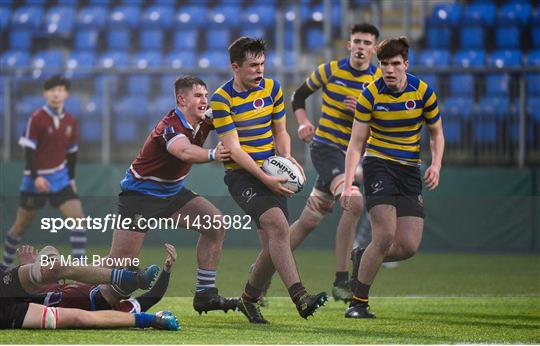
[211,78,286,170]
[306,58,381,152]
[354,73,440,166]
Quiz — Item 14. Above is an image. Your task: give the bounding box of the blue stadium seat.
[495,26,520,49]
[526,75,540,96]
[460,26,485,49]
[486,74,510,96]
[165,51,197,69]
[408,49,416,67]
[107,29,130,51]
[442,119,461,144]
[16,96,43,120]
[449,74,474,96]
[532,8,540,25]
[497,2,531,26]
[473,120,497,144]
[77,6,107,29]
[74,30,99,51]
[429,3,463,26]
[81,97,102,118]
[94,76,119,98]
[1,51,30,69]
[0,7,10,30]
[160,76,176,95]
[306,28,324,50]
[528,97,540,122]
[131,51,162,69]
[266,51,295,68]
[9,30,32,50]
[114,120,139,143]
[463,2,496,25]
[417,74,439,93]
[64,96,82,116]
[488,50,522,67]
[453,49,486,67]
[114,96,149,120]
[80,119,102,143]
[88,0,112,6]
[418,49,450,67]
[240,28,266,40]
[44,6,75,34]
[477,96,510,119]
[149,96,173,117]
[198,51,229,69]
[108,5,140,28]
[173,29,198,50]
[443,96,474,119]
[141,5,174,28]
[209,4,241,28]
[241,4,276,28]
[127,75,151,96]
[97,51,130,69]
[31,51,64,75]
[285,29,294,49]
[205,29,231,50]
[175,5,207,28]
[426,27,451,49]
[532,26,540,48]
[12,6,43,29]
[139,29,164,51]
[66,51,96,75]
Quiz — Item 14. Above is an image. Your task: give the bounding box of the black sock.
[334,271,349,285]
[288,282,307,305]
[351,280,371,306]
[242,281,262,303]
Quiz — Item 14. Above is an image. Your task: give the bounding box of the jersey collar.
[174,107,194,131]
[43,104,65,119]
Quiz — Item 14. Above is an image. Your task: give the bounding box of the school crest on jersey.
[405,100,416,111]
[252,98,265,109]
[3,271,12,285]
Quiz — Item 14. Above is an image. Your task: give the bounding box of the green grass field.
[1,247,539,344]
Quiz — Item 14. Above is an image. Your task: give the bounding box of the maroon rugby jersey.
[19,105,78,174]
[121,107,214,197]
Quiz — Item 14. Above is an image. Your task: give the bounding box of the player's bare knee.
[373,233,395,253]
[305,188,333,222]
[343,188,364,216]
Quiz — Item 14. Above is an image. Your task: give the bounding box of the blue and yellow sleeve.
[270,79,285,121]
[306,61,334,91]
[422,83,440,125]
[354,87,375,123]
[211,90,237,137]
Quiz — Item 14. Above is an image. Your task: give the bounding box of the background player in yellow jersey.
[211,37,327,323]
[341,37,445,318]
[289,24,381,302]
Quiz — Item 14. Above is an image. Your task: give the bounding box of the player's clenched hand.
[286,156,306,181]
[344,96,358,114]
[17,245,37,265]
[424,165,441,191]
[163,243,177,273]
[215,142,231,162]
[264,175,294,198]
[340,186,354,211]
[34,176,50,193]
[297,120,314,143]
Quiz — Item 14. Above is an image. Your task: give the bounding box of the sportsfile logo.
[270,158,297,181]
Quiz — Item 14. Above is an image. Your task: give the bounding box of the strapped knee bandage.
[41,307,59,329]
[330,175,360,198]
[306,188,334,218]
[30,246,60,285]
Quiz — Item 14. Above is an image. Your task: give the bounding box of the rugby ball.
[262,156,305,193]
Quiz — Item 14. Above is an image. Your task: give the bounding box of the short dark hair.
[351,23,379,40]
[43,75,70,91]
[376,36,410,61]
[228,37,266,65]
[174,75,207,99]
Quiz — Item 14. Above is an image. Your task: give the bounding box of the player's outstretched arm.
[424,121,444,191]
[167,136,229,163]
[341,120,370,211]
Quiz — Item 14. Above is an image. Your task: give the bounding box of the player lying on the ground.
[1,246,178,330]
[14,244,176,313]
